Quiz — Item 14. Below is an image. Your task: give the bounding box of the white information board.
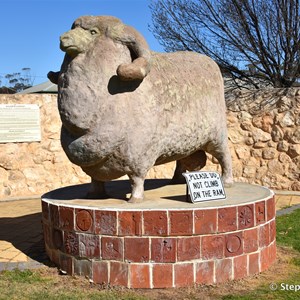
[182,171,226,203]
[0,104,41,143]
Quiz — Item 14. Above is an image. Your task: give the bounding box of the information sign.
[0,104,41,143]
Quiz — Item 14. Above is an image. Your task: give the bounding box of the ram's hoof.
[223,178,234,188]
[128,196,144,203]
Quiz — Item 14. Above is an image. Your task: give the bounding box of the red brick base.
[42,187,276,288]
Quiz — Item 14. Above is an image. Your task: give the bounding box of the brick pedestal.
[41,181,276,288]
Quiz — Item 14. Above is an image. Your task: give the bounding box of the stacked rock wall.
[0,89,299,200]
[224,88,299,191]
[0,94,89,199]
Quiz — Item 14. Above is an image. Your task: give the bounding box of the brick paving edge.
[0,195,41,203]
[276,204,300,217]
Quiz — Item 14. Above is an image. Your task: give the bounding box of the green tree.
[150,0,300,89]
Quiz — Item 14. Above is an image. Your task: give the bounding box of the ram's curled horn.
[113,25,152,81]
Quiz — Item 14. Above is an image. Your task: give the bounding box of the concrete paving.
[0,199,49,271]
[0,187,300,271]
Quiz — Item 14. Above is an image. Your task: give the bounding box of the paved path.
[0,193,300,271]
[0,199,49,271]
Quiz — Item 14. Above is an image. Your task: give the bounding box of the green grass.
[276,208,300,252]
[221,275,300,300]
[0,269,147,300]
[222,208,300,300]
[0,269,45,284]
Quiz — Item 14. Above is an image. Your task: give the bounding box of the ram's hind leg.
[171,150,207,184]
[206,140,233,187]
[86,178,109,199]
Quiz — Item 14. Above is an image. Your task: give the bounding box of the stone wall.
[0,89,299,200]
[0,94,90,200]
[209,88,300,191]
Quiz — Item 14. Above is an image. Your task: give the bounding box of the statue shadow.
[107,75,142,94]
[42,179,188,202]
[161,194,191,203]
[0,212,51,266]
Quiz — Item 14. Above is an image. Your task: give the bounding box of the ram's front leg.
[128,175,145,203]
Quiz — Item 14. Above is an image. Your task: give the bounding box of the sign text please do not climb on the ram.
[182,171,226,203]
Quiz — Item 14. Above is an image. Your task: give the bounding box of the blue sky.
[0,0,164,86]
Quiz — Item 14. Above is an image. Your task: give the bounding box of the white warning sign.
[183,171,226,203]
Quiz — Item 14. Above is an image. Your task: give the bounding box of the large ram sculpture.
[48,15,233,203]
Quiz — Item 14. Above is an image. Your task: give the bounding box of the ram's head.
[59,15,152,81]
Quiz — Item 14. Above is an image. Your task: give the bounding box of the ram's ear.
[112,25,151,81]
[47,71,60,84]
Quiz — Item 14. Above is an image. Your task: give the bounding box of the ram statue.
[48,15,233,203]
